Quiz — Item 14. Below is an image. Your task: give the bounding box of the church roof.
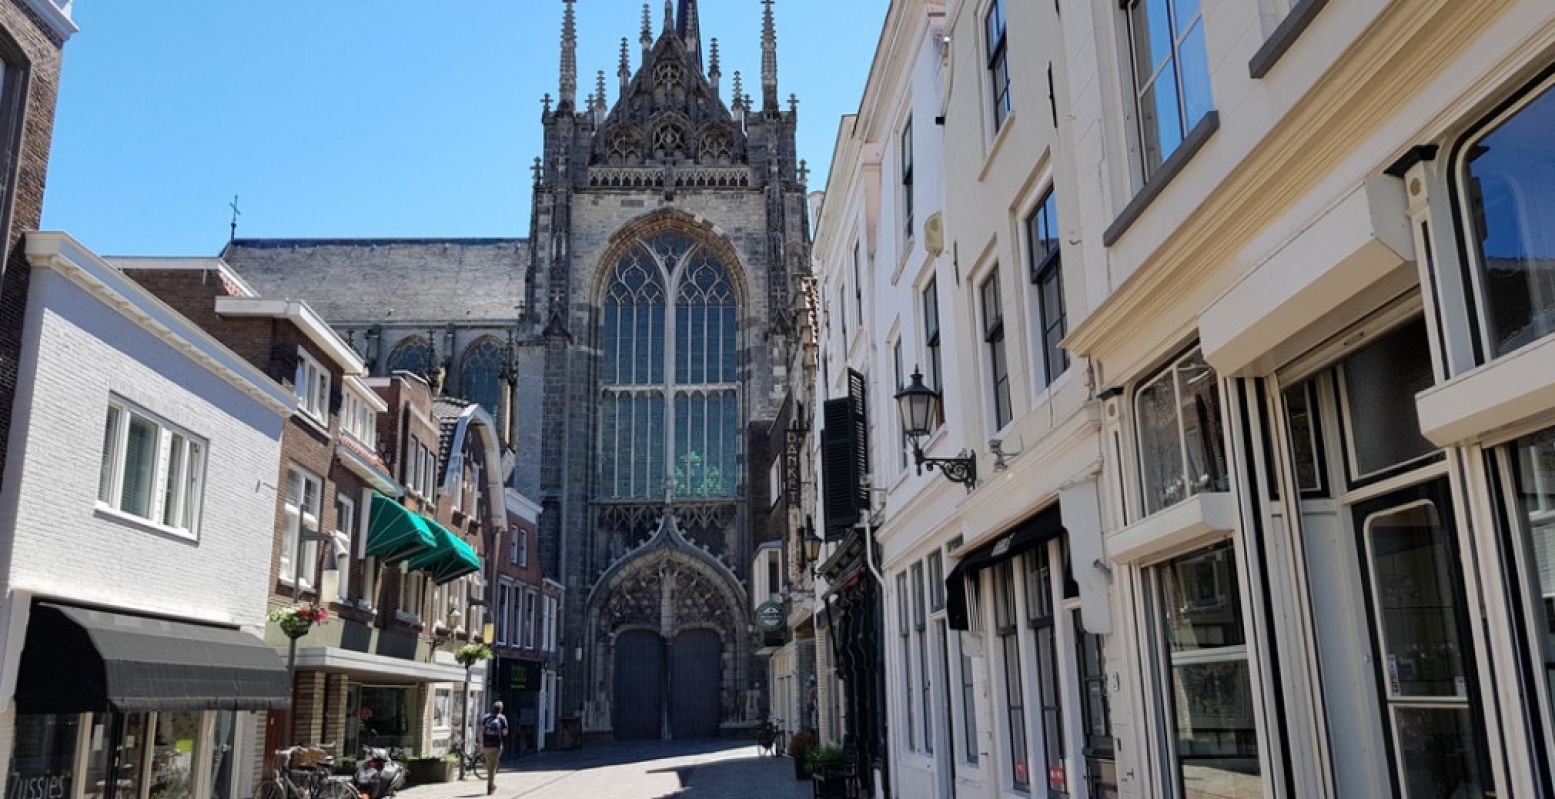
[221,237,529,326]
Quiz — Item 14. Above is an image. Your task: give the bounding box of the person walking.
[479,701,509,795]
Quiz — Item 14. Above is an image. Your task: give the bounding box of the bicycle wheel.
[314,779,358,799]
[253,779,287,799]
[468,750,486,781]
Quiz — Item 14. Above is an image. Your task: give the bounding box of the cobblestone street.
[397,742,814,799]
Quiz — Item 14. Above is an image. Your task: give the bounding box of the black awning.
[946,504,1065,630]
[16,603,291,715]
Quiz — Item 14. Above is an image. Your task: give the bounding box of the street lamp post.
[455,599,489,781]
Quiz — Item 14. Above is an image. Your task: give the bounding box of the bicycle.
[756,718,787,757]
[254,746,356,799]
[451,737,487,781]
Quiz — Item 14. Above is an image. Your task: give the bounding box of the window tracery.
[699,130,733,163]
[387,337,436,378]
[457,338,507,418]
[599,231,741,500]
[608,128,641,162]
[653,123,688,158]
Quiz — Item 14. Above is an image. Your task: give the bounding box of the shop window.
[433,688,452,730]
[1027,545,1067,797]
[958,628,981,766]
[898,571,916,751]
[1282,380,1328,497]
[1149,541,1262,798]
[995,561,1030,792]
[1509,426,1555,766]
[1338,318,1436,481]
[8,714,85,799]
[149,712,201,799]
[982,269,1013,431]
[1125,0,1212,177]
[98,399,207,535]
[1134,348,1229,516]
[1458,77,1555,359]
[209,710,238,799]
[1075,609,1118,798]
[356,686,414,748]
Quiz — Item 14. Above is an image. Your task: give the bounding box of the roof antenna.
[228,194,242,242]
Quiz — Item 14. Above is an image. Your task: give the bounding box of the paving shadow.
[645,753,809,798]
[507,739,759,774]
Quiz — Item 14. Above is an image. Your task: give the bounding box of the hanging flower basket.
[454,643,493,668]
[270,603,329,640]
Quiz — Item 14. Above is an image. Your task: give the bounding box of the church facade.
[224,0,810,740]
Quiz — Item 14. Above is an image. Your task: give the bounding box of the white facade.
[0,232,292,797]
[817,0,1555,798]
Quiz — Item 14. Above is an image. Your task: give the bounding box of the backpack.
[482,713,505,747]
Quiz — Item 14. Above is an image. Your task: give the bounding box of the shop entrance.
[669,629,722,739]
[612,630,664,740]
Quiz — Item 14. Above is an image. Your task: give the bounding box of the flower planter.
[405,758,456,785]
[812,772,852,799]
[792,756,812,781]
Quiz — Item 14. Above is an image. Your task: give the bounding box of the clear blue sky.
[40,1,888,256]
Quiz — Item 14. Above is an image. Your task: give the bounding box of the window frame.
[97,397,208,538]
[1132,346,1229,517]
[524,588,538,649]
[397,563,424,623]
[1124,0,1212,179]
[994,559,1031,792]
[281,466,324,590]
[1026,188,1069,388]
[334,493,356,604]
[901,117,915,238]
[981,268,1013,431]
[923,277,945,428]
[294,347,331,424]
[984,0,1012,131]
[898,571,917,751]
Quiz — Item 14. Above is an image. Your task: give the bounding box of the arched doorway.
[670,629,722,739]
[612,630,664,740]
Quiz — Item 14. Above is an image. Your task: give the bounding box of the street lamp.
[801,516,823,564]
[894,368,977,491]
[457,598,489,781]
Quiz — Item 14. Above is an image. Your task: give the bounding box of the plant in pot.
[809,746,850,798]
[405,755,459,784]
[787,731,817,780]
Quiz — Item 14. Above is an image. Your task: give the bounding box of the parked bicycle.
[450,737,487,781]
[254,746,356,799]
[756,718,787,757]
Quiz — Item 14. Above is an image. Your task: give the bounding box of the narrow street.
[399,742,814,799]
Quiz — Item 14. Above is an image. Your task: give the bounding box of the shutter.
[822,398,861,536]
[848,369,869,479]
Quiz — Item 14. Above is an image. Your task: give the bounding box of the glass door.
[1352,478,1493,798]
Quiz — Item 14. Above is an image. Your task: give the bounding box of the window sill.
[1105,491,1238,565]
[977,113,1019,184]
[1249,0,1329,79]
[1416,331,1555,447]
[396,611,422,626]
[93,503,199,543]
[293,409,331,439]
[1102,111,1220,247]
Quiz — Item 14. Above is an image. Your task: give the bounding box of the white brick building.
[0,233,293,799]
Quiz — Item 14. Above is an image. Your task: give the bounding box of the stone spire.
[640,3,652,56]
[677,0,702,69]
[559,0,577,108]
[594,70,608,124]
[731,70,745,123]
[708,37,721,94]
[761,0,779,110]
[663,0,674,35]
[619,37,631,92]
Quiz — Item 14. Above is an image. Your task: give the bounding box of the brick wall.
[0,0,65,487]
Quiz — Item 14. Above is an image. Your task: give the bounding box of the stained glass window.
[387,337,436,378]
[600,231,740,500]
[458,338,508,418]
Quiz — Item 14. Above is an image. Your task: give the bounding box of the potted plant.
[405,755,459,784]
[787,731,817,780]
[809,746,850,798]
[269,603,328,639]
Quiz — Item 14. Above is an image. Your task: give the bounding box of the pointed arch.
[386,335,435,378]
[456,337,508,418]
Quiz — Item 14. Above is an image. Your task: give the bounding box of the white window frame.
[334,493,356,603]
[509,525,520,564]
[97,397,208,538]
[282,466,324,590]
[497,580,514,645]
[518,528,529,568]
[342,388,377,447]
[397,564,424,622]
[357,488,378,609]
[525,589,538,649]
[295,348,331,424]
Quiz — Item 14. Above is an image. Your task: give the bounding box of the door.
[670,629,723,739]
[1352,478,1494,798]
[613,630,664,740]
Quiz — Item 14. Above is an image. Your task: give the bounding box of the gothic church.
[224,0,809,740]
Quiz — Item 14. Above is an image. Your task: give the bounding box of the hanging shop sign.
[784,428,802,506]
[755,601,787,633]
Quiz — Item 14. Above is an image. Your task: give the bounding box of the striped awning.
[406,515,481,584]
[365,492,436,564]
